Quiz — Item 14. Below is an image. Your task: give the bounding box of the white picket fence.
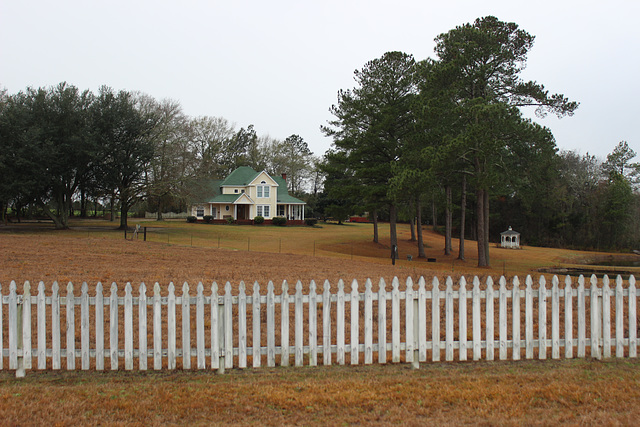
[1,274,637,375]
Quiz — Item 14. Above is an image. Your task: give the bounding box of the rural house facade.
[191,166,306,224]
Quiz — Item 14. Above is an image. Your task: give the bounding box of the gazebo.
[500,226,520,249]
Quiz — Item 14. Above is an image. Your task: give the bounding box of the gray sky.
[1,0,638,160]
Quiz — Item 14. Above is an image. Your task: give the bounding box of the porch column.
[302,205,304,221]
[234,205,237,220]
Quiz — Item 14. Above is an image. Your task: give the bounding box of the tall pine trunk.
[444,184,452,255]
[389,204,398,258]
[431,199,437,232]
[409,214,416,242]
[484,189,490,266]
[372,209,379,243]
[417,198,426,258]
[458,174,466,261]
[476,187,489,267]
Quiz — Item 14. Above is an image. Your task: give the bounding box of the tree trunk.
[80,187,87,218]
[432,199,438,232]
[372,209,379,243]
[37,199,66,229]
[120,202,129,230]
[417,198,426,258]
[476,187,489,267]
[484,188,490,266]
[409,215,416,242]
[444,184,452,255]
[389,204,398,257]
[458,175,467,261]
[156,199,163,221]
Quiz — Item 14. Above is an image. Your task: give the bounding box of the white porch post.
[302,205,304,221]
[234,205,237,220]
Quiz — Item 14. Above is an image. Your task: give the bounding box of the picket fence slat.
[350,280,359,365]
[37,282,46,370]
[309,280,318,367]
[52,282,60,370]
[630,276,637,358]
[486,277,494,361]
[252,282,260,368]
[23,282,32,370]
[324,280,332,366]
[564,276,573,359]
[267,282,276,367]
[378,278,386,364]
[153,283,162,370]
[512,277,520,361]
[391,277,400,363]
[139,283,147,371]
[459,277,467,362]
[1,275,638,374]
[281,281,290,367]
[67,283,76,370]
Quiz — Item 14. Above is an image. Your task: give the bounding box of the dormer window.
[257,181,270,198]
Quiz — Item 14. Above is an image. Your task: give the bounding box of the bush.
[203,215,213,223]
[272,216,287,226]
[254,216,264,224]
[225,216,235,225]
[305,218,318,227]
[186,216,197,223]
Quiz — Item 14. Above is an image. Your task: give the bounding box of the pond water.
[587,260,640,267]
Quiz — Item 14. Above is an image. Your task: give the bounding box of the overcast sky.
[1,1,638,160]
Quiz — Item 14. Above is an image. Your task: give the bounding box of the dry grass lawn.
[0,360,638,425]
[1,218,639,425]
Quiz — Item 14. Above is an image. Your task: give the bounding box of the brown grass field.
[1,218,639,425]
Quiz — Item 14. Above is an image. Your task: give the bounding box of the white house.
[191,166,306,224]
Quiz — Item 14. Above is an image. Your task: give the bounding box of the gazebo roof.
[500,226,520,236]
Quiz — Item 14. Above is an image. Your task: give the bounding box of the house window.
[257,181,270,198]
[234,189,238,193]
[225,205,230,211]
[257,205,270,218]
[196,206,204,217]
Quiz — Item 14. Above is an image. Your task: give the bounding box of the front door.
[237,205,248,220]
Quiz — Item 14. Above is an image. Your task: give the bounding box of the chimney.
[281,173,287,181]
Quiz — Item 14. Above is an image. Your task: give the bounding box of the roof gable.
[249,171,278,186]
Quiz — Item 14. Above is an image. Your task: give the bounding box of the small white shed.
[500,226,520,249]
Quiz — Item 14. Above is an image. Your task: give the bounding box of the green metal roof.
[274,176,305,204]
[205,194,242,204]
[220,166,260,186]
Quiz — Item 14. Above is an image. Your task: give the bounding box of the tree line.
[0,85,320,229]
[321,16,639,265]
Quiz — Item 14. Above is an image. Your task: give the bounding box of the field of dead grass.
[0,360,639,425]
[1,219,639,425]
[3,217,634,288]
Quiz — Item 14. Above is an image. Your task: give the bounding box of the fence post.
[217,297,225,374]
[412,293,419,370]
[16,296,25,378]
